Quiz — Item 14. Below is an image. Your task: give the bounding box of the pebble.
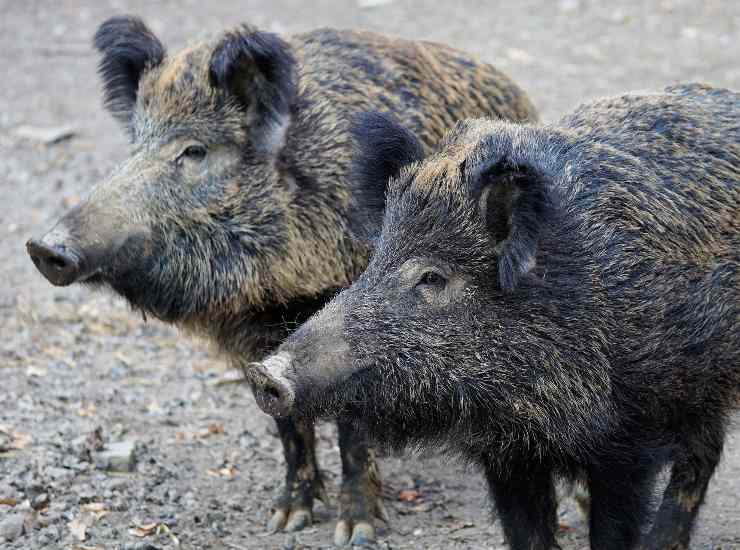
[96,441,137,473]
[31,493,49,510]
[36,526,61,545]
[0,513,26,542]
[47,466,74,482]
[120,543,162,550]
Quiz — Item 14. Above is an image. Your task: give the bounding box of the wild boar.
[26,15,538,546]
[250,84,740,549]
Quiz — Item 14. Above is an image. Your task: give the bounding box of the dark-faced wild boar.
[25,15,538,546]
[250,84,740,549]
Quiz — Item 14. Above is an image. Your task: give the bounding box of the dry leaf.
[448,520,474,532]
[208,423,224,434]
[0,425,31,451]
[78,403,97,417]
[0,497,18,506]
[206,465,237,479]
[68,516,90,541]
[398,489,421,502]
[194,423,225,439]
[81,502,108,520]
[129,522,158,537]
[208,368,244,386]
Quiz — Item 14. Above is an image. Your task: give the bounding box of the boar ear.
[94,16,165,127]
[209,26,296,155]
[474,161,558,292]
[348,111,425,243]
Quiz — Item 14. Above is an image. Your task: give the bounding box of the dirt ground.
[1,1,738,549]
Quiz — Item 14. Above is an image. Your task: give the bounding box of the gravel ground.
[1,1,739,549]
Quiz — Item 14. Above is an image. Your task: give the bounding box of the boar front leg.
[588,461,655,550]
[334,420,388,546]
[268,417,328,532]
[483,459,560,550]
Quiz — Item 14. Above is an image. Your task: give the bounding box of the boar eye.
[417,271,447,290]
[179,144,207,163]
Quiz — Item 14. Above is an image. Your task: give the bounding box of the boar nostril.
[26,238,83,287]
[248,362,295,419]
[47,255,69,270]
[263,384,282,400]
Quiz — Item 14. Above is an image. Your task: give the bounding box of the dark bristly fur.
[94,16,166,128]
[28,15,538,547]
[348,111,426,243]
[255,84,740,550]
[208,26,297,153]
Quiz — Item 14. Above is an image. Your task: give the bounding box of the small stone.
[121,543,162,550]
[37,525,61,545]
[107,478,129,493]
[96,441,136,473]
[31,493,49,510]
[237,430,258,449]
[0,431,12,452]
[47,467,74,482]
[0,513,25,542]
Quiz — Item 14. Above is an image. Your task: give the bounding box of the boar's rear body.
[252,84,740,550]
[26,16,538,547]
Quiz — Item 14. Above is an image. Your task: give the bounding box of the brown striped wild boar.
[250,84,740,549]
[25,15,538,546]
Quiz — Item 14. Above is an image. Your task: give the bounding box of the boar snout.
[27,228,90,287]
[27,180,154,289]
[248,354,296,419]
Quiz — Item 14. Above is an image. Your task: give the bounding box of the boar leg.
[640,425,723,550]
[587,462,655,550]
[268,417,328,532]
[334,420,387,546]
[484,461,559,549]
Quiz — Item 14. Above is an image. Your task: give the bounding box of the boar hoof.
[267,507,288,532]
[283,508,313,532]
[334,496,387,546]
[268,470,327,533]
[268,506,312,533]
[334,519,375,547]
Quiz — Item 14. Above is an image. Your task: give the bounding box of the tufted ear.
[347,111,424,244]
[94,16,165,128]
[209,26,296,155]
[472,159,558,292]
